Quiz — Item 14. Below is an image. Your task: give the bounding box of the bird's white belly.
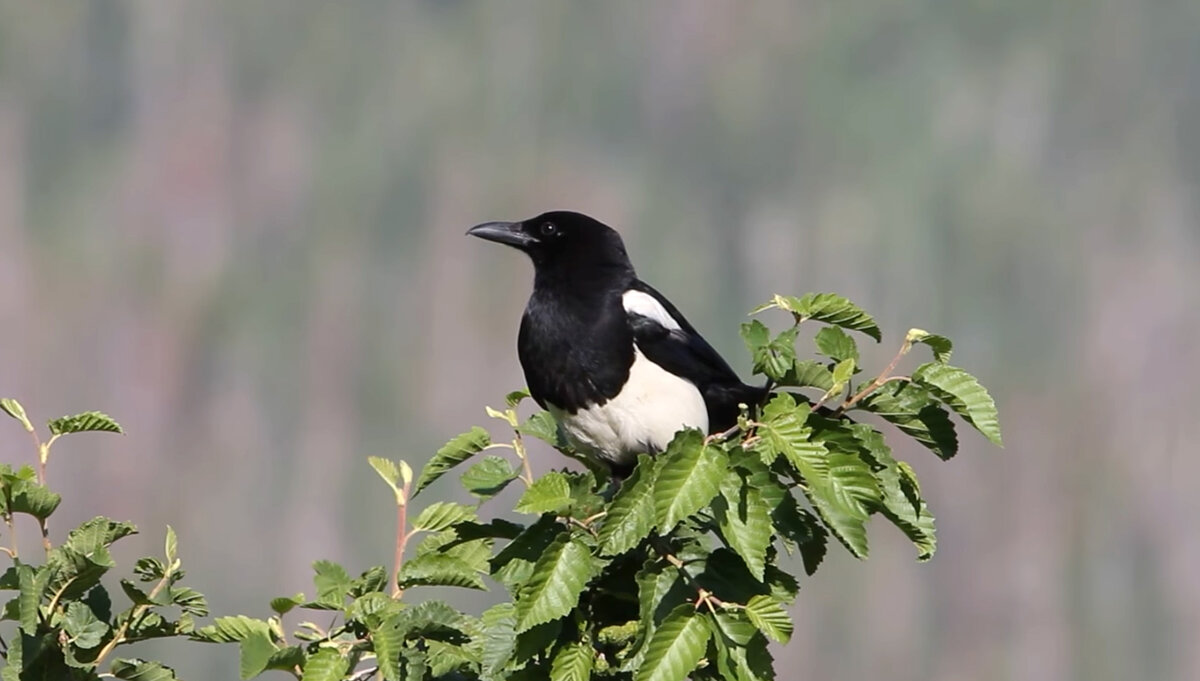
[548,347,708,466]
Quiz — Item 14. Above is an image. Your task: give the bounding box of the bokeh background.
[2,2,1198,680]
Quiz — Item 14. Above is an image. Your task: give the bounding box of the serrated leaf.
[192,615,272,643]
[744,595,792,643]
[515,472,572,515]
[906,329,953,363]
[312,560,351,608]
[396,553,487,590]
[515,535,595,632]
[740,322,800,382]
[17,564,49,634]
[369,456,404,503]
[8,480,61,520]
[426,639,479,677]
[755,293,882,341]
[164,525,178,564]
[478,602,518,676]
[412,502,478,533]
[913,363,1003,446]
[491,516,565,592]
[634,606,711,681]
[598,455,657,556]
[110,659,179,681]
[814,326,859,362]
[238,631,276,679]
[170,586,209,616]
[551,641,594,681]
[785,360,835,391]
[461,456,518,500]
[773,495,827,576]
[860,382,958,460]
[754,394,876,558]
[47,411,123,435]
[63,600,109,648]
[654,430,728,533]
[301,648,348,681]
[414,427,491,496]
[714,476,772,581]
[0,399,32,431]
[373,615,406,681]
[269,593,304,615]
[519,411,570,450]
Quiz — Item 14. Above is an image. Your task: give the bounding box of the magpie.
[468,210,766,476]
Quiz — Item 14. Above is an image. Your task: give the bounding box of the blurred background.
[1,1,1198,679]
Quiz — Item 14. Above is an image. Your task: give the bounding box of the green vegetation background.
[1,2,1196,680]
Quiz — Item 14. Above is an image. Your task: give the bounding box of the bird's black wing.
[624,281,765,430]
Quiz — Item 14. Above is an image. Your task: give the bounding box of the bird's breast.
[548,346,708,466]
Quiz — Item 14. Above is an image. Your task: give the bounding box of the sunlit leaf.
[515,471,572,515]
[515,535,595,632]
[414,427,491,496]
[713,475,772,581]
[654,430,728,533]
[913,363,1003,446]
[860,382,958,460]
[598,455,657,556]
[47,411,124,435]
[906,328,953,363]
[550,640,595,681]
[634,605,711,681]
[743,595,792,644]
[814,326,859,363]
[412,502,478,533]
[754,293,882,341]
[461,456,518,500]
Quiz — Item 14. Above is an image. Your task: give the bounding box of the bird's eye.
[540,222,558,237]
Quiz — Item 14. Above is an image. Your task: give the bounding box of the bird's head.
[467,211,633,275]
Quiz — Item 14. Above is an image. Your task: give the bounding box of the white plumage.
[548,347,707,466]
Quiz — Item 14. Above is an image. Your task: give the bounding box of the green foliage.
[0,290,1002,680]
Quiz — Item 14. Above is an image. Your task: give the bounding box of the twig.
[651,539,726,613]
[350,666,379,681]
[838,338,915,413]
[513,431,534,486]
[93,563,175,665]
[389,478,413,599]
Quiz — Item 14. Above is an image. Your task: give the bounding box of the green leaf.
[47,411,124,435]
[396,553,487,590]
[301,648,348,681]
[461,456,518,500]
[713,476,773,581]
[598,455,657,556]
[0,399,33,431]
[913,363,1003,446]
[426,640,478,677]
[412,502,478,533]
[860,382,958,460]
[192,615,272,643]
[369,456,404,504]
[239,631,276,679]
[773,495,827,576]
[17,564,49,634]
[906,328,953,363]
[164,525,178,564]
[506,388,532,407]
[63,601,109,648]
[634,605,711,681]
[478,602,517,676]
[110,659,180,681]
[743,595,792,644]
[373,616,406,681]
[654,430,728,533]
[814,326,859,362]
[312,560,351,608]
[550,641,595,681]
[170,586,209,616]
[754,394,876,558]
[515,535,595,632]
[741,322,800,382]
[491,516,565,592]
[515,471,572,515]
[269,593,304,616]
[785,360,835,391]
[8,480,61,520]
[414,426,491,496]
[754,293,882,341]
[519,410,570,450]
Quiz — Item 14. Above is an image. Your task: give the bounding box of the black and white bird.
[468,210,766,476]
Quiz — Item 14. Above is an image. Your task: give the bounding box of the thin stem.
[93,564,175,665]
[838,339,914,413]
[350,666,379,681]
[652,539,726,612]
[513,432,534,486]
[390,478,413,599]
[4,514,17,560]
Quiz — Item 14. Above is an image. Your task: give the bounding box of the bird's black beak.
[466,221,535,249]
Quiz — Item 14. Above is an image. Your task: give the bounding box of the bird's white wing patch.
[622,290,681,331]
